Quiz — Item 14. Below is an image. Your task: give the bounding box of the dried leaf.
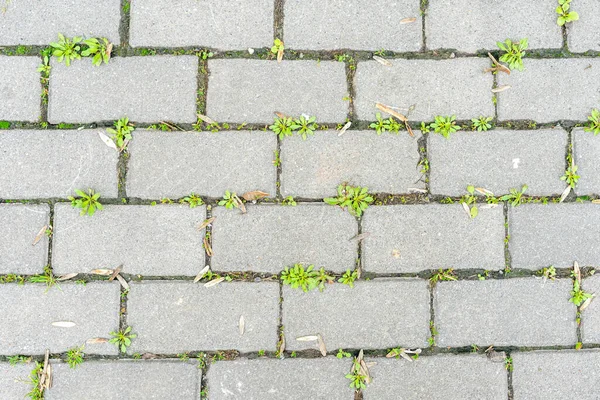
[86,337,108,344]
[56,273,78,281]
[198,217,216,231]
[592,199,600,204]
[317,334,327,356]
[399,352,413,362]
[116,274,130,290]
[196,113,216,125]
[373,55,392,66]
[560,186,571,203]
[239,315,245,335]
[475,187,494,196]
[106,42,113,59]
[357,349,364,364]
[233,195,247,213]
[487,53,511,75]
[90,269,113,276]
[491,85,511,93]
[275,111,289,119]
[295,335,319,342]
[405,121,415,137]
[242,191,269,201]
[462,202,472,217]
[32,225,47,246]
[204,276,225,288]
[98,131,118,151]
[360,359,372,384]
[574,261,581,285]
[277,47,284,63]
[39,350,51,391]
[51,321,76,328]
[194,265,210,283]
[142,353,158,359]
[338,121,352,137]
[376,102,408,122]
[203,237,213,257]
[108,264,123,281]
[278,334,286,356]
[400,17,417,24]
[580,294,595,311]
[349,232,371,242]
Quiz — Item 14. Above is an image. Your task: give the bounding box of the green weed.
[324,184,373,217]
[69,189,103,216]
[556,0,579,26]
[109,326,137,352]
[81,38,111,66]
[585,109,600,135]
[66,345,84,368]
[429,115,460,138]
[50,33,81,66]
[471,116,493,131]
[338,269,358,288]
[107,117,134,150]
[497,38,528,71]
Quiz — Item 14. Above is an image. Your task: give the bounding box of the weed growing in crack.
[556,0,579,26]
[471,116,493,131]
[69,189,103,216]
[109,326,137,353]
[338,269,358,288]
[497,38,528,71]
[429,268,457,285]
[428,115,460,138]
[66,345,85,369]
[107,117,134,151]
[29,266,58,290]
[324,184,373,217]
[180,193,204,208]
[585,109,600,135]
[561,165,580,188]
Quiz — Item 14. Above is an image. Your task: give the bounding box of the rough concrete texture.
[0,204,49,275]
[52,204,205,276]
[211,204,358,273]
[354,58,494,121]
[280,130,424,198]
[46,360,200,400]
[0,363,34,399]
[362,204,506,273]
[0,130,119,198]
[0,282,120,355]
[364,355,508,399]
[130,0,273,49]
[285,0,422,51]
[0,0,120,45]
[127,281,279,353]
[283,279,430,350]
[582,275,600,344]
[429,128,568,196]
[0,56,41,121]
[427,0,561,52]
[567,0,600,52]
[48,56,198,123]
[435,278,577,347]
[207,358,353,400]
[127,130,277,198]
[206,59,349,123]
[510,203,600,269]
[497,59,600,122]
[573,127,600,196]
[512,350,600,400]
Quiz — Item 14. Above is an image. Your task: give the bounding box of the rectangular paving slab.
[0,0,120,45]
[127,130,277,198]
[429,128,568,196]
[206,59,348,124]
[280,130,424,198]
[284,0,422,51]
[509,203,600,269]
[582,275,600,344]
[0,129,119,198]
[363,355,508,399]
[0,56,41,121]
[354,58,494,121]
[207,358,353,400]
[435,278,577,347]
[573,127,600,196]
[497,59,600,122]
[46,360,200,400]
[52,204,205,276]
[426,0,561,52]
[361,204,506,273]
[0,282,120,355]
[211,204,358,273]
[0,204,49,275]
[129,0,273,49]
[512,350,600,400]
[48,56,198,123]
[567,0,600,52]
[126,281,279,353]
[283,278,430,350]
[0,363,34,399]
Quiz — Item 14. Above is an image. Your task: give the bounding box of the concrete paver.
[0,57,41,121]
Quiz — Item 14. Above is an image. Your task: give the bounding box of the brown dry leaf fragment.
[462,202,472,217]
[116,274,130,290]
[194,265,211,283]
[278,334,286,356]
[593,200,600,204]
[580,294,596,311]
[404,121,415,137]
[349,232,370,242]
[233,195,247,213]
[399,351,413,362]
[491,85,511,93]
[98,131,118,151]
[106,42,113,59]
[559,186,571,203]
[142,352,158,359]
[376,102,408,122]
[51,321,76,328]
[360,359,372,384]
[357,349,364,363]
[338,121,352,137]
[197,113,216,125]
[475,187,494,196]
[317,334,327,356]
[242,191,269,201]
[32,225,47,246]
[159,121,183,131]
[239,315,245,335]
[277,47,284,63]
[203,237,213,257]
[86,337,108,344]
[197,217,216,231]
[296,335,319,342]
[400,17,417,24]
[90,268,114,276]
[373,55,392,67]
[204,276,225,288]
[56,273,78,281]
[486,53,511,75]
[108,264,123,281]
[275,111,289,119]
[574,261,582,285]
[39,349,51,391]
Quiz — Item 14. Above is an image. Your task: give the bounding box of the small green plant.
[180,193,204,208]
[69,189,103,216]
[324,184,374,217]
[499,185,528,207]
[336,349,352,358]
[505,357,513,372]
[539,266,557,280]
[199,50,214,60]
[556,0,579,26]
[271,38,284,55]
[66,345,85,369]
[0,120,10,129]
[428,322,439,346]
[316,267,334,292]
[269,116,294,139]
[561,165,580,188]
[273,150,281,167]
[0,274,25,284]
[461,185,479,218]
[218,190,238,209]
[29,266,58,290]
[471,344,479,353]
[178,353,190,362]
[8,355,30,366]
[585,109,600,135]
[570,280,593,307]
[107,117,134,150]
[290,351,297,358]
[429,268,457,285]
[471,116,493,131]
[429,115,460,138]
[81,37,111,66]
[478,270,491,281]
[346,359,367,390]
[50,33,82,66]
[281,264,318,292]
[26,362,44,400]
[291,116,317,139]
[369,113,400,134]
[257,350,266,357]
[338,269,358,288]
[281,196,297,206]
[109,326,137,352]
[497,38,528,71]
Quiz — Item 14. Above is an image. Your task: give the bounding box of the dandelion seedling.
[585,109,600,135]
[561,165,580,188]
[556,0,579,26]
[497,38,528,71]
[109,326,137,353]
[50,33,82,66]
[346,359,367,390]
[269,116,294,139]
[107,117,134,150]
[291,115,317,139]
[324,184,374,217]
[180,193,204,208]
[81,37,112,66]
[471,116,493,131]
[338,269,358,288]
[429,115,460,138]
[281,264,319,292]
[69,189,103,216]
[218,190,238,209]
